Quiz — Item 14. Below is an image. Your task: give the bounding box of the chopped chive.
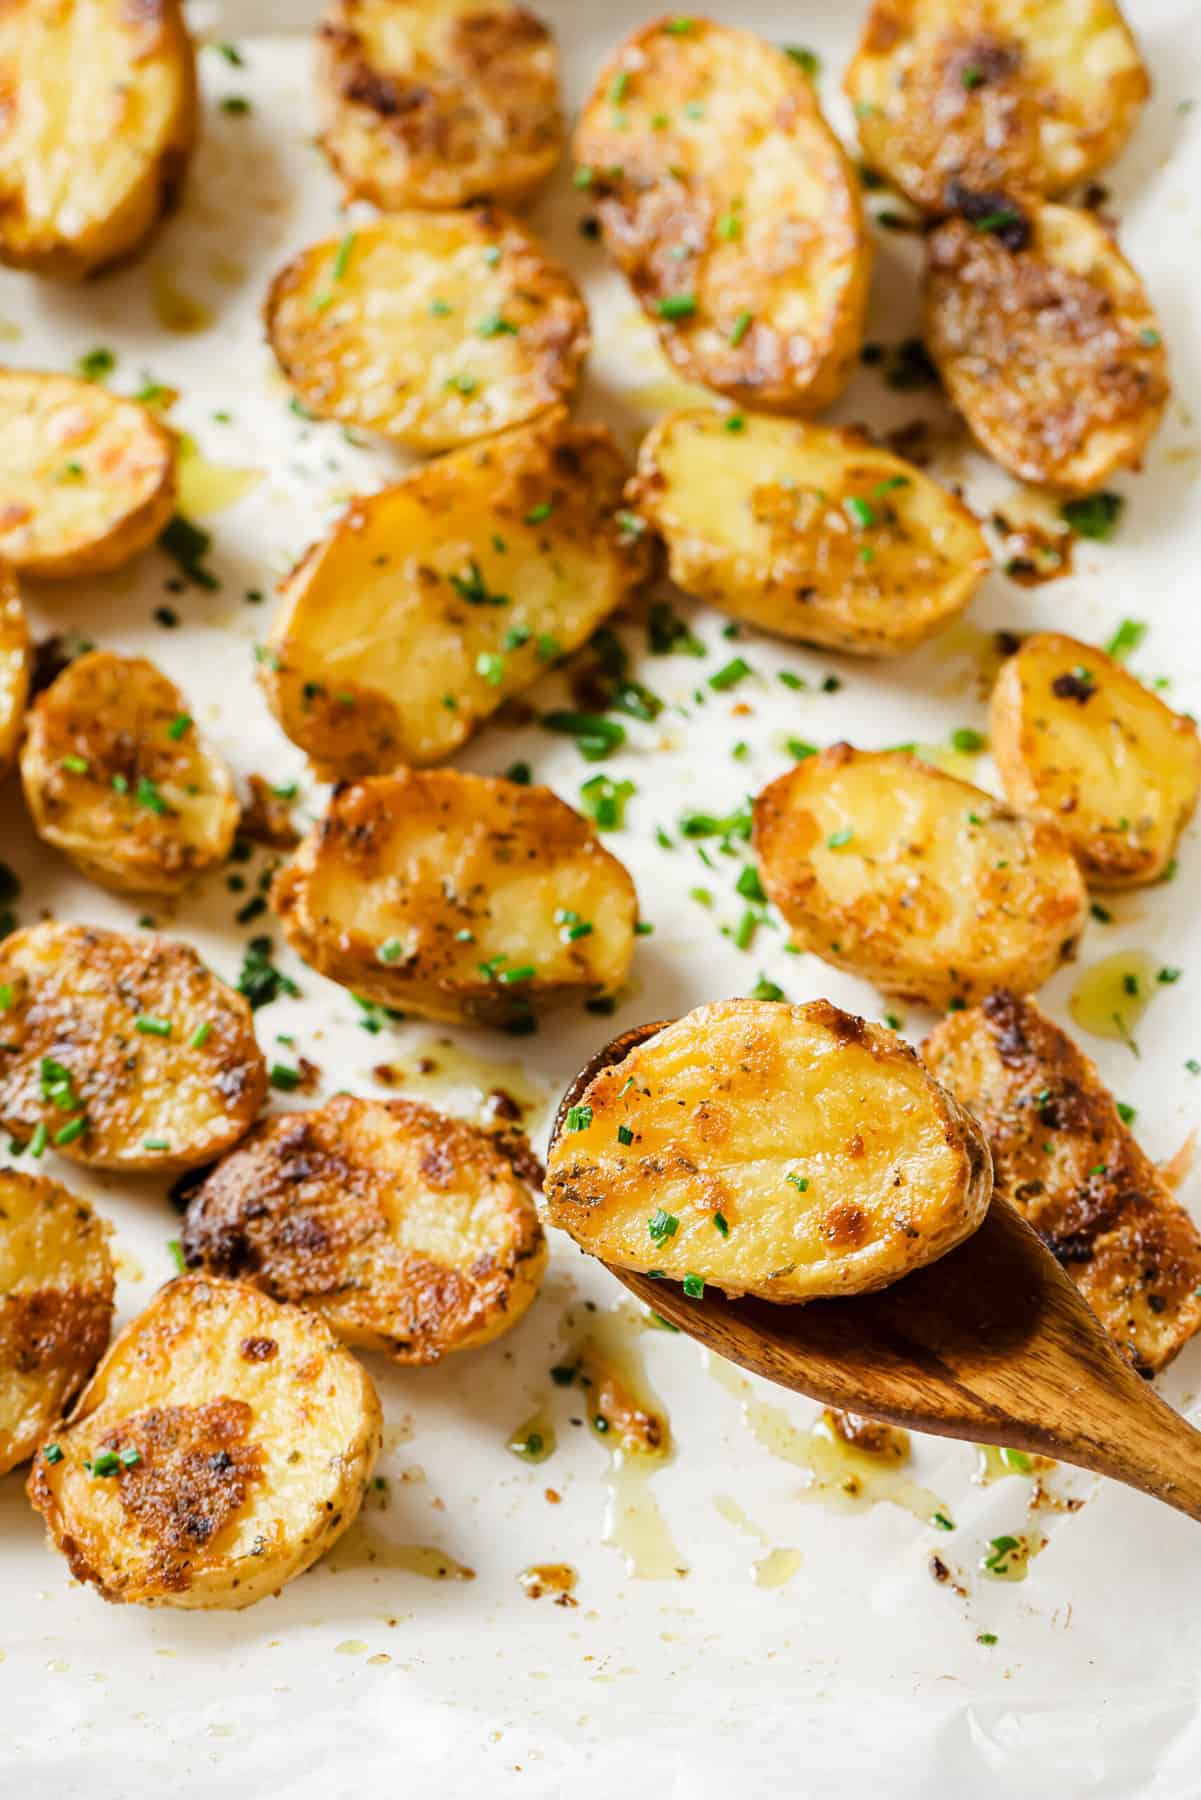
[141,1137,171,1151]
[682,1273,704,1298]
[498,965,537,985]
[134,1015,172,1037]
[44,1442,63,1464]
[656,292,697,320]
[786,1172,809,1192]
[166,714,192,741]
[1105,617,1146,661]
[565,1105,593,1133]
[525,501,553,524]
[932,1511,955,1531]
[269,1063,301,1091]
[648,1207,678,1243]
[60,754,90,775]
[377,938,404,964]
[729,309,753,346]
[90,1450,121,1477]
[135,775,166,814]
[950,727,985,752]
[477,311,518,338]
[1062,492,1123,540]
[826,829,853,849]
[54,1116,87,1147]
[713,1211,729,1237]
[617,1124,634,1145]
[844,496,876,529]
[29,1122,47,1158]
[709,656,751,691]
[735,865,766,901]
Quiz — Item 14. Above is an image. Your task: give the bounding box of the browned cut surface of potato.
[630,409,990,656]
[0,923,267,1173]
[990,632,1201,887]
[0,370,177,579]
[925,202,1168,491]
[27,1275,381,1608]
[20,650,239,896]
[924,991,1201,1375]
[317,0,563,210]
[545,998,992,1301]
[753,744,1088,1006]
[181,1094,546,1363]
[845,0,1149,213]
[574,18,870,413]
[272,769,638,1027]
[0,565,30,777]
[0,1170,114,1475]
[265,210,589,452]
[0,0,196,277]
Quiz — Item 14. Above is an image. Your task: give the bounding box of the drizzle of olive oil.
[974,1445,1056,1486]
[752,1547,803,1589]
[151,266,215,334]
[176,434,263,518]
[1069,950,1156,1050]
[979,1531,1046,1583]
[508,1412,556,1464]
[388,1035,548,1126]
[324,1523,475,1580]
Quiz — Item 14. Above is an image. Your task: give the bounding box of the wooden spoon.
[551,1021,1201,1522]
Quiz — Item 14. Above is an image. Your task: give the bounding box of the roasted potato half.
[0,0,196,278]
[263,408,648,776]
[181,1095,546,1364]
[990,632,1201,887]
[0,924,267,1173]
[0,370,176,579]
[575,18,870,413]
[925,992,1201,1375]
[317,0,563,210]
[20,651,239,896]
[0,1170,114,1475]
[265,210,588,453]
[273,770,638,1027]
[925,202,1168,491]
[630,410,990,656]
[0,566,31,778]
[845,0,1149,213]
[753,745,1088,1007]
[545,999,992,1301]
[27,1275,381,1608]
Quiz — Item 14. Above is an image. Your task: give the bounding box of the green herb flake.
[656,292,697,320]
[1105,617,1147,660]
[826,828,853,849]
[1062,492,1123,541]
[709,656,751,692]
[682,1273,705,1298]
[713,1210,729,1237]
[77,347,116,381]
[950,727,986,752]
[565,1105,593,1133]
[729,309,753,346]
[134,1015,172,1038]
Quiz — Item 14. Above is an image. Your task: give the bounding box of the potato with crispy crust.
[575,18,870,413]
[273,770,638,1027]
[630,410,990,656]
[924,991,1201,1375]
[266,210,589,453]
[0,1170,114,1475]
[545,999,992,1301]
[0,0,196,277]
[20,651,239,897]
[181,1095,546,1364]
[0,371,177,579]
[27,1275,381,1608]
[0,567,30,777]
[845,0,1149,214]
[262,408,649,777]
[753,745,1088,1007]
[317,0,563,210]
[925,202,1168,491]
[0,924,267,1173]
[990,632,1201,887]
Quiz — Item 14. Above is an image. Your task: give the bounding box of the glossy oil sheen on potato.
[27,1275,381,1608]
[272,770,638,1027]
[575,18,870,412]
[630,409,990,655]
[753,745,1088,1006]
[0,567,30,777]
[545,998,992,1301]
[990,632,1201,887]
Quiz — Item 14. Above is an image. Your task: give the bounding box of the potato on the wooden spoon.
[0,566,30,778]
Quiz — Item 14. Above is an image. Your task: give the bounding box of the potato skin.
[0,370,177,579]
[20,651,239,897]
[753,744,1088,1007]
[0,566,30,778]
[317,0,563,210]
[545,998,992,1301]
[925,203,1168,492]
[26,1275,381,1608]
[845,0,1149,213]
[272,770,638,1027]
[0,0,196,278]
[575,18,870,413]
[630,409,990,655]
[181,1095,546,1364]
[0,924,267,1173]
[0,1170,114,1475]
[990,632,1201,888]
[924,992,1201,1376]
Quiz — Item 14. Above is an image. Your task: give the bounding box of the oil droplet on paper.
[752,1547,802,1589]
[1069,950,1155,1049]
[335,1639,367,1656]
[974,1445,1055,1486]
[324,1523,475,1581]
[379,1035,548,1127]
[519,1563,578,1604]
[915,742,983,783]
[207,1722,236,1737]
[979,1531,1047,1582]
[508,1412,556,1464]
[113,1247,144,1283]
[152,266,215,334]
[176,436,264,519]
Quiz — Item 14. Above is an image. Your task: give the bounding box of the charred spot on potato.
[101,1399,264,1581]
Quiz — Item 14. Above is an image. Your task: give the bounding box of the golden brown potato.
[925,202,1168,491]
[20,651,239,896]
[545,999,992,1301]
[272,770,638,1027]
[845,0,1149,213]
[0,370,177,579]
[0,565,30,777]
[924,991,1201,1375]
[630,409,990,655]
[0,1170,114,1475]
[990,632,1201,887]
[262,408,649,777]
[181,1094,546,1363]
[0,924,267,1173]
[0,0,196,277]
[265,209,589,453]
[317,0,563,210]
[575,18,871,413]
[27,1274,381,1608]
[753,744,1088,1007]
